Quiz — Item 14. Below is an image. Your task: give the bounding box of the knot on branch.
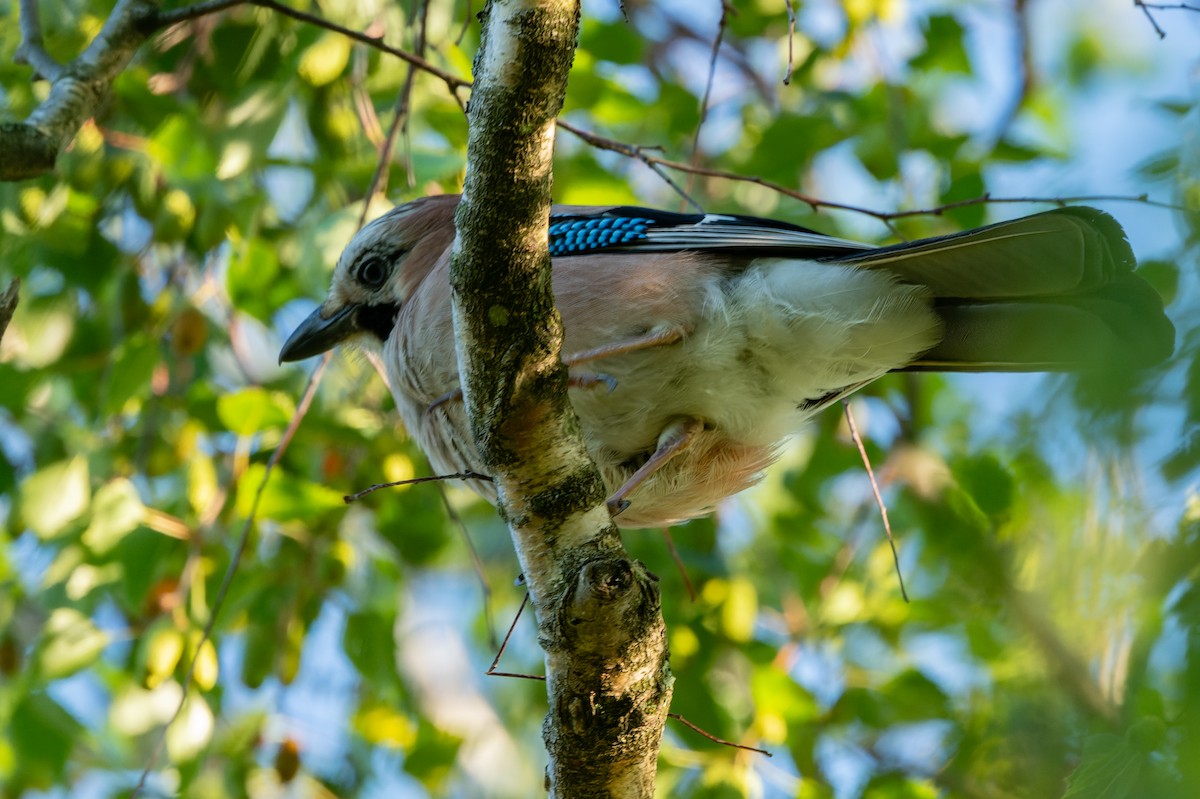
[560,556,662,659]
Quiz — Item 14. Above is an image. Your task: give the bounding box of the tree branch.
[2,0,467,182]
[14,0,64,80]
[2,0,158,181]
[449,1,672,795]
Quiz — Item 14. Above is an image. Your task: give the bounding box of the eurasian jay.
[279,194,1174,528]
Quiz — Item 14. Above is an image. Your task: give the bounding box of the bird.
[279,194,1174,528]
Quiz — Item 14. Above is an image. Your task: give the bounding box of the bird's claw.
[570,372,618,393]
[607,497,632,517]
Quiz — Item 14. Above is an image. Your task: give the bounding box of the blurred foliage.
[1,1,1198,798]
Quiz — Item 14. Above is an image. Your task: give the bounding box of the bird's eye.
[357,257,388,289]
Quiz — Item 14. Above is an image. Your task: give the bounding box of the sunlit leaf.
[166,694,215,762]
[299,33,352,87]
[81,478,144,555]
[18,457,90,539]
[36,608,109,680]
[216,387,296,435]
[234,463,344,520]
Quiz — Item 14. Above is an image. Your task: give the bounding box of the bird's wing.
[548,207,875,258]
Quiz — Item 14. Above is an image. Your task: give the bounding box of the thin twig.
[142,0,1193,225]
[668,713,772,756]
[147,0,469,96]
[782,1,797,85]
[842,400,909,603]
[343,471,493,503]
[131,353,332,797]
[683,2,732,204]
[557,119,1186,222]
[365,0,429,198]
[486,592,546,681]
[1134,0,1200,38]
[455,0,473,45]
[661,528,696,602]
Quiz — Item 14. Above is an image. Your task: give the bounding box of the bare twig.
[842,400,909,603]
[668,713,772,756]
[343,471,494,503]
[661,527,697,602]
[683,2,732,204]
[556,119,1185,222]
[1134,0,1200,38]
[782,1,797,85]
[363,0,430,199]
[254,0,468,94]
[486,592,546,681]
[145,0,469,94]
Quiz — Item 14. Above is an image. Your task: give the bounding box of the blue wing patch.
[547,207,876,258]
[548,215,654,256]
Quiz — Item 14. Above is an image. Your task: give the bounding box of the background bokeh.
[1,0,1198,797]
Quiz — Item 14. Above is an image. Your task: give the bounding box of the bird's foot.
[425,388,462,416]
[569,372,618,392]
[603,417,704,520]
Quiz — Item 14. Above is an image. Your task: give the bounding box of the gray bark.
[449,1,673,796]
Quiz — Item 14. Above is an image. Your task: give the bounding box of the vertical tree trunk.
[449,1,673,796]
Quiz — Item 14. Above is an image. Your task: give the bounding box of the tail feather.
[836,208,1174,370]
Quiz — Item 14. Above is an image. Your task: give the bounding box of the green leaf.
[234,463,344,521]
[8,296,77,368]
[404,720,464,790]
[166,694,215,763]
[344,610,402,689]
[911,15,971,74]
[37,608,109,680]
[102,335,160,416]
[1136,259,1179,308]
[18,457,90,539]
[956,454,1015,519]
[299,33,351,87]
[578,20,645,65]
[148,115,218,184]
[81,478,144,555]
[188,454,220,517]
[11,693,82,789]
[227,239,281,315]
[216,387,295,435]
[1061,721,1166,799]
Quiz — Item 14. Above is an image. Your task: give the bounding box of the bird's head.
[279,194,459,363]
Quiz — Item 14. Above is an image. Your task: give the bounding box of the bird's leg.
[426,373,617,416]
[426,388,462,416]
[607,417,704,517]
[427,325,686,415]
[563,323,689,368]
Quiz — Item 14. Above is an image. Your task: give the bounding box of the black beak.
[279,304,359,363]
